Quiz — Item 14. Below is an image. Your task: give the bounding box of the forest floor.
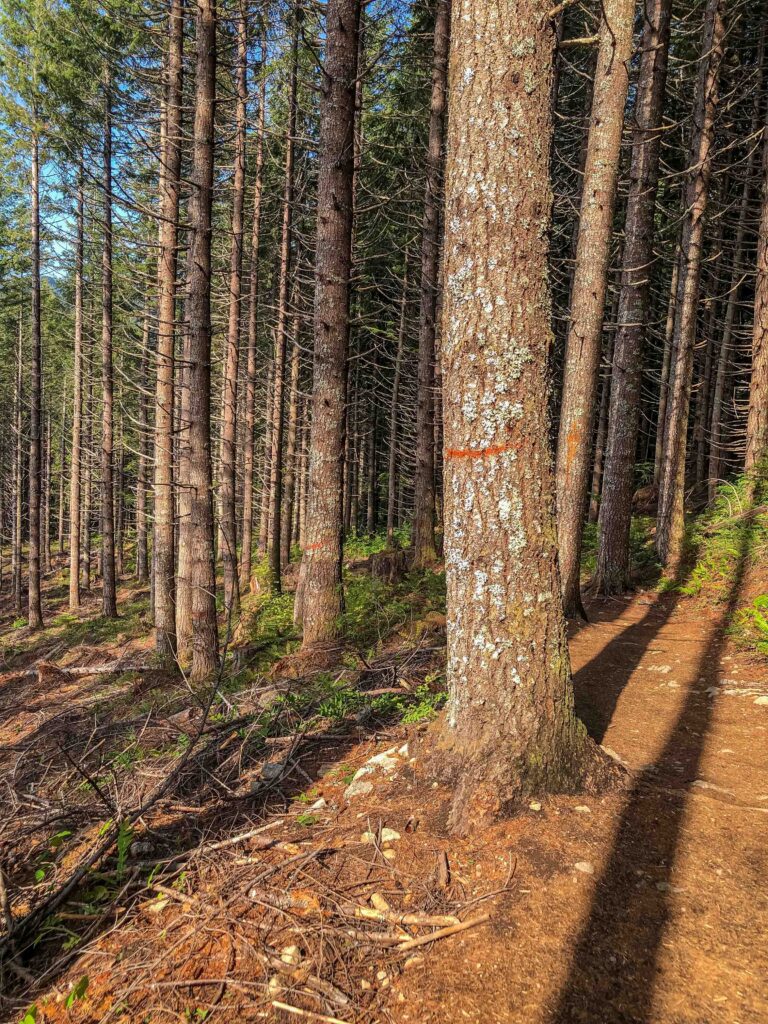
[0,506,767,1024]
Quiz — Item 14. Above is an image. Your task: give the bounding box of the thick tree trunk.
[593,0,672,593]
[153,0,184,661]
[82,323,94,593]
[746,75,768,474]
[412,0,449,569]
[257,362,273,558]
[219,3,247,619]
[100,78,118,619]
[656,0,726,571]
[28,129,44,629]
[240,51,266,590]
[267,18,299,592]
[297,0,361,646]
[555,0,634,618]
[432,0,611,834]
[177,0,219,681]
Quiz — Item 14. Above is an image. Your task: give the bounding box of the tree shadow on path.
[551,512,760,1023]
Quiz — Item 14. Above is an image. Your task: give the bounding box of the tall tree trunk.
[746,65,768,474]
[57,390,67,555]
[257,361,273,558]
[296,0,361,645]
[386,263,408,546]
[593,0,672,593]
[412,0,450,569]
[433,0,610,835]
[135,301,150,581]
[153,0,184,660]
[219,2,247,618]
[653,251,679,487]
[28,129,44,629]
[555,0,634,618]
[13,312,23,618]
[280,313,301,569]
[177,0,219,680]
[43,409,51,573]
[82,320,94,593]
[710,41,765,496]
[240,47,266,589]
[100,76,118,618]
[267,14,299,592]
[656,0,726,570]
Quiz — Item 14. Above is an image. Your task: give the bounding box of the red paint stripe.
[445,440,518,460]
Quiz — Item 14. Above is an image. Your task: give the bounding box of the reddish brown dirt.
[1,570,767,1024]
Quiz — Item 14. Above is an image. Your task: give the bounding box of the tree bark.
[432,0,610,834]
[297,0,361,646]
[177,0,219,680]
[240,44,266,590]
[135,300,150,581]
[57,390,67,556]
[386,262,408,546]
[28,128,44,629]
[656,0,726,570]
[153,0,184,660]
[100,76,118,619]
[12,311,23,618]
[555,0,634,618]
[280,312,301,569]
[746,63,768,474]
[653,251,679,487]
[593,0,672,593]
[219,2,247,619]
[267,15,299,592]
[412,0,450,569]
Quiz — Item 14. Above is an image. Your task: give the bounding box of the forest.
[0,0,766,1020]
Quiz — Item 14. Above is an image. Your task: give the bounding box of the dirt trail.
[1,583,767,1023]
[399,590,768,1023]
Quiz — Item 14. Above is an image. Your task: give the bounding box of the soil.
[0,565,766,1024]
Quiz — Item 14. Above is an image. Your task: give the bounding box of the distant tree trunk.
[432,0,610,835]
[135,301,150,581]
[177,0,219,680]
[57,390,67,555]
[296,0,361,645]
[240,48,266,589]
[710,41,765,496]
[257,361,273,558]
[656,0,726,570]
[267,16,299,592]
[82,323,94,593]
[746,72,768,474]
[13,313,23,617]
[28,128,44,629]
[653,252,679,487]
[219,2,247,619]
[555,0,634,618]
[43,412,52,574]
[153,0,184,660]
[412,0,449,569]
[280,313,301,569]
[387,263,408,546]
[588,326,614,524]
[100,76,118,619]
[593,0,672,593]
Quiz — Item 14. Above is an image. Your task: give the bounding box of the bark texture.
[412,0,450,568]
[28,130,43,629]
[656,0,726,570]
[594,0,672,593]
[434,0,607,834]
[555,0,634,618]
[177,0,219,680]
[746,63,768,474]
[298,0,361,647]
[69,165,84,609]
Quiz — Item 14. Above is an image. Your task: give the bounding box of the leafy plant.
[116,820,134,879]
[66,975,89,1010]
[296,813,319,827]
